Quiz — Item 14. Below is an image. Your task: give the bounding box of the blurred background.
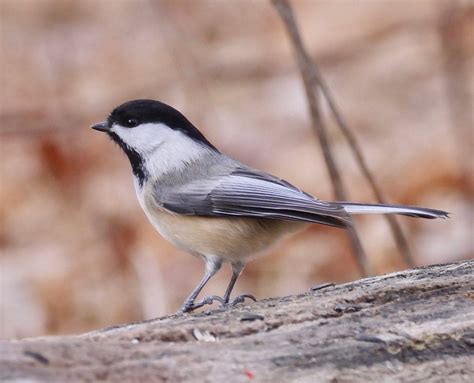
[1,0,472,338]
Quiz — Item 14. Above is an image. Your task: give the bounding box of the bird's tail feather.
[340,202,449,219]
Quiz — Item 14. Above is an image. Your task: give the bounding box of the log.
[2,260,473,382]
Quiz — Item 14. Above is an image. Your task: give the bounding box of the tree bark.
[2,260,473,382]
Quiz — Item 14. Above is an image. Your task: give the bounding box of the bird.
[91,99,449,313]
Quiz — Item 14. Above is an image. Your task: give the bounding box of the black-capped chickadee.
[91,99,448,312]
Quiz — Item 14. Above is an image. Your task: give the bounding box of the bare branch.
[304,34,416,267]
[272,0,371,276]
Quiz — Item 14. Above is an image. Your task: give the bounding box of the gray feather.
[153,156,351,228]
[341,202,449,219]
[152,153,448,229]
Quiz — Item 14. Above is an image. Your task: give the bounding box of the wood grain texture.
[2,260,473,382]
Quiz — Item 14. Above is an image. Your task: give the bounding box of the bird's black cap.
[106,99,218,151]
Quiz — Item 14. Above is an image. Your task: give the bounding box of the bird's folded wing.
[155,168,352,228]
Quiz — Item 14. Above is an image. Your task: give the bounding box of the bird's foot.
[181,294,257,313]
[228,294,257,307]
[181,295,226,313]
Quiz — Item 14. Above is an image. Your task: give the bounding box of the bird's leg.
[222,262,244,304]
[181,257,222,313]
[222,262,257,307]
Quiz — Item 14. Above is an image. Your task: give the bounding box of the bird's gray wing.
[155,168,351,228]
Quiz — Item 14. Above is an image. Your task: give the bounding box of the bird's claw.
[181,294,257,313]
[181,295,226,313]
[229,294,257,306]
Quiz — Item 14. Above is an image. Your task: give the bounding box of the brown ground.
[2,260,473,382]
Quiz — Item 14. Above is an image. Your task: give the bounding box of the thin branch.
[272,0,371,276]
[305,38,415,267]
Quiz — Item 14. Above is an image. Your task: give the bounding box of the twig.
[272,0,371,276]
[303,38,415,267]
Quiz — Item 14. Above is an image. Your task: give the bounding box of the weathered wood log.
[2,260,473,382]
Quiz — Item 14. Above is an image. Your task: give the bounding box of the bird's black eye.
[126,118,139,128]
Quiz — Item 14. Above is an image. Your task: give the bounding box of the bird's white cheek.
[112,123,166,153]
[111,122,207,178]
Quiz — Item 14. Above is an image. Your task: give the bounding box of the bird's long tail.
[340,202,449,219]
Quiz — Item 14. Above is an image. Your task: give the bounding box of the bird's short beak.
[91,121,110,132]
